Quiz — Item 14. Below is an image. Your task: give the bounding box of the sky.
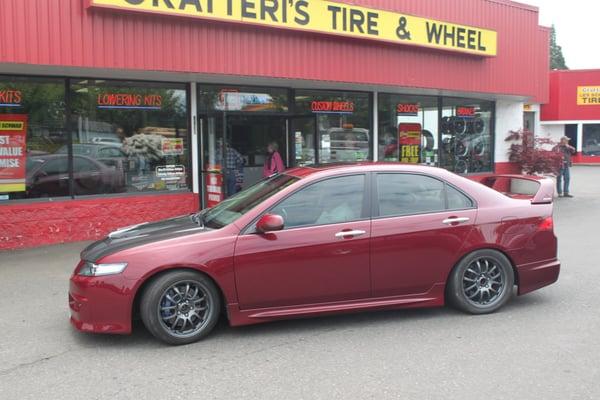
[519,0,600,69]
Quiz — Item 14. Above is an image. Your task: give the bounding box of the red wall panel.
[0,193,199,250]
[0,0,548,101]
[541,70,600,121]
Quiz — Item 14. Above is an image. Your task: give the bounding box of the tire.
[447,250,514,314]
[140,270,221,345]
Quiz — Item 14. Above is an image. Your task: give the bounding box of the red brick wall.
[1,193,199,250]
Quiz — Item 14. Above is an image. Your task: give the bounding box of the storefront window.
[295,90,371,164]
[582,124,600,156]
[71,80,189,195]
[378,94,439,165]
[440,98,494,174]
[0,76,66,200]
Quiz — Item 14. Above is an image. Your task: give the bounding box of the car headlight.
[78,262,128,277]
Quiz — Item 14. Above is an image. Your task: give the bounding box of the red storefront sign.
[398,123,422,164]
[311,101,354,113]
[397,103,420,116]
[0,89,22,107]
[97,93,163,109]
[456,106,476,117]
[0,114,28,192]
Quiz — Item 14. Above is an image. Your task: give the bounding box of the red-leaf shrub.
[506,129,563,175]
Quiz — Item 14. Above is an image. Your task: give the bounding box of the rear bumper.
[516,259,560,296]
[69,274,134,334]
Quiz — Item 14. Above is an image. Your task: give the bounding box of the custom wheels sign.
[0,114,28,193]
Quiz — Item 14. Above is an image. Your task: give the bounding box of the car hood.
[81,215,209,262]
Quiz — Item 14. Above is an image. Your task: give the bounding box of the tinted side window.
[377,174,445,217]
[74,157,98,173]
[447,185,474,209]
[272,175,365,229]
[41,158,68,175]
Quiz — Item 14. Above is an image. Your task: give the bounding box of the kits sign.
[88,0,497,56]
[0,115,28,193]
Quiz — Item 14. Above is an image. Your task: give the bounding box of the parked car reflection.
[26,154,125,197]
[56,143,132,171]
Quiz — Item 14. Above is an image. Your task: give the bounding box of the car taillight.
[539,217,554,231]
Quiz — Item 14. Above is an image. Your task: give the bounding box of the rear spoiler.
[480,175,554,204]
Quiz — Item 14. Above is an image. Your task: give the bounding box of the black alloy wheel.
[447,250,514,314]
[140,270,221,345]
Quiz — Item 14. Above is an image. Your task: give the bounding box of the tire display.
[441,115,489,174]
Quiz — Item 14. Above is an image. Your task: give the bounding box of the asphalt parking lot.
[1,167,599,400]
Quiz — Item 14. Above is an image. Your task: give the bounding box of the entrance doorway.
[201,114,296,207]
[228,115,288,190]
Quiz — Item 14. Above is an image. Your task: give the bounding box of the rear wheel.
[447,250,514,314]
[140,270,221,345]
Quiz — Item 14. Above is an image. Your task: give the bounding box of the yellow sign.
[523,104,533,112]
[88,0,497,56]
[0,121,24,131]
[577,86,600,105]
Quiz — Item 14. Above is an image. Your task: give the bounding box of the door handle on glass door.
[335,230,367,239]
[442,217,470,225]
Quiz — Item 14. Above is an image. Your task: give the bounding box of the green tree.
[550,25,568,70]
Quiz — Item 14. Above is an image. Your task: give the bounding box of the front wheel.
[140,270,221,345]
[447,250,514,314]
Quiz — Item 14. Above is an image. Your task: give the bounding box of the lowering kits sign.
[88,0,497,56]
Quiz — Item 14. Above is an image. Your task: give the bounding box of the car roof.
[285,162,449,178]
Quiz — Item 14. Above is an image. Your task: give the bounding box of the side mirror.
[256,214,284,234]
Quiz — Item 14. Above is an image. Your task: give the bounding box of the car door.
[32,158,69,197]
[370,173,477,297]
[234,174,371,310]
[73,156,103,195]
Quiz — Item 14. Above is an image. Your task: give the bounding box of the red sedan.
[69,164,560,345]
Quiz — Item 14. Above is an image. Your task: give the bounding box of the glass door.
[289,116,317,167]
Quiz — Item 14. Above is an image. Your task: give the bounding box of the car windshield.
[200,174,299,229]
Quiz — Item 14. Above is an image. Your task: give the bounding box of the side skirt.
[226,283,446,327]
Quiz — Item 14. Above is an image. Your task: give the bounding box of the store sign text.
[0,90,22,107]
[97,93,163,110]
[311,101,354,114]
[88,0,497,56]
[456,106,476,117]
[577,86,600,105]
[397,103,420,116]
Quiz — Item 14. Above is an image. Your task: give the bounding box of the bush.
[506,129,563,175]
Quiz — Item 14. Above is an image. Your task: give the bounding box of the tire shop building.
[539,69,600,164]
[0,0,550,250]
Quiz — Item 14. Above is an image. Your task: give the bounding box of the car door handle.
[443,217,471,225]
[335,230,367,239]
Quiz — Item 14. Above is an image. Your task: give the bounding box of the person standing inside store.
[554,136,577,198]
[263,142,285,178]
[224,141,245,197]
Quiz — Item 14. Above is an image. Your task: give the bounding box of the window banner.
[398,123,421,164]
[205,169,224,207]
[0,114,28,193]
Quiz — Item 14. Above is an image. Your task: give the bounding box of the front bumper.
[516,259,561,296]
[69,273,135,334]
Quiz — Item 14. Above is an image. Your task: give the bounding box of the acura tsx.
[69,163,560,345]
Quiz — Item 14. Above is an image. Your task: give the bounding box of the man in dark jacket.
[554,136,577,198]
